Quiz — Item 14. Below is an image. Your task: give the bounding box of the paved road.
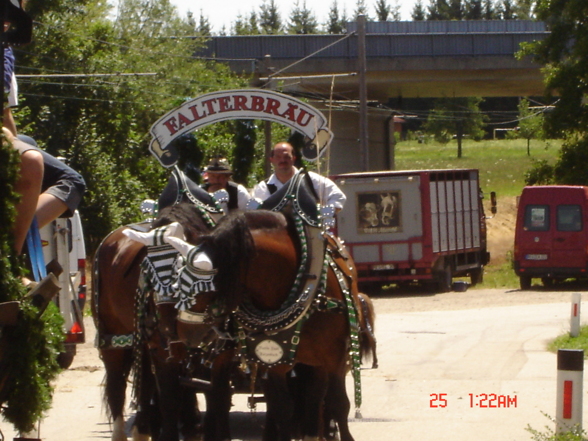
[2,288,586,441]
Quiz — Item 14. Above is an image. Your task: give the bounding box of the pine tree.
[513,0,535,19]
[499,0,515,19]
[259,0,282,34]
[448,0,463,19]
[426,0,450,20]
[411,0,426,20]
[326,0,346,33]
[374,0,391,21]
[389,0,401,20]
[482,0,497,19]
[354,0,370,20]
[464,0,483,19]
[197,10,212,35]
[248,11,261,34]
[287,0,319,34]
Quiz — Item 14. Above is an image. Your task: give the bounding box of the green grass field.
[394,137,561,197]
[392,137,562,289]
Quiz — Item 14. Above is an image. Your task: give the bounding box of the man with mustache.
[252,141,346,212]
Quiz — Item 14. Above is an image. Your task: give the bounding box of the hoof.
[112,416,129,441]
[131,425,151,441]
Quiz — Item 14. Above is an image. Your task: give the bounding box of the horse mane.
[152,202,211,243]
[198,211,256,312]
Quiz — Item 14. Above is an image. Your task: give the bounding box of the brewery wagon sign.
[149,89,333,167]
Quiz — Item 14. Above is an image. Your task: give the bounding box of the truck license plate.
[525,254,548,260]
[372,264,395,271]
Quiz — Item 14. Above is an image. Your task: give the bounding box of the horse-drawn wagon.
[92,90,377,441]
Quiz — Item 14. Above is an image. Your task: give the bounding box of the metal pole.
[570,293,581,338]
[556,349,584,434]
[357,15,368,172]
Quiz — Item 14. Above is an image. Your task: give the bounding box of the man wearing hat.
[202,156,251,210]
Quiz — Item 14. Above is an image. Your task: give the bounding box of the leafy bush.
[0,136,63,433]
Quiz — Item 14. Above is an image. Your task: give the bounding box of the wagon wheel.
[519,276,532,291]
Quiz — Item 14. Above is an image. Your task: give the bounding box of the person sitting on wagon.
[252,141,346,212]
[201,156,250,211]
[4,49,86,256]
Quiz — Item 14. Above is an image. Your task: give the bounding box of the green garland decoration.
[0,134,64,433]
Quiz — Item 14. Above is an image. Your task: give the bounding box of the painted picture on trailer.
[357,191,401,234]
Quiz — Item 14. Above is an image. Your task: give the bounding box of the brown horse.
[177,208,377,441]
[92,203,215,441]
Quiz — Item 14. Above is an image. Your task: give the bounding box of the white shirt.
[235,182,252,210]
[252,168,346,210]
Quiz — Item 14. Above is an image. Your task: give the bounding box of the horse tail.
[199,211,255,311]
[357,292,378,369]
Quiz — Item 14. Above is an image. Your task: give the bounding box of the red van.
[514,185,588,289]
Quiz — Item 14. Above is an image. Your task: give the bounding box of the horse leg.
[292,364,328,441]
[152,354,183,441]
[178,382,201,441]
[204,349,233,441]
[133,347,160,441]
[102,348,134,441]
[324,372,354,441]
[263,368,295,441]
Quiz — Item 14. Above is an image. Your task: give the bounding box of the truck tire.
[541,277,554,288]
[437,265,453,293]
[358,281,381,295]
[519,276,532,291]
[470,268,484,286]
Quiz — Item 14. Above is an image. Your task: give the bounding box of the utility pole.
[358,15,369,171]
[264,55,273,178]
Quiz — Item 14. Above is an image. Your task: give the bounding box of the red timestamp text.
[429,393,518,408]
[469,393,517,408]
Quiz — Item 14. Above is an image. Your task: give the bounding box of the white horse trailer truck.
[332,169,493,293]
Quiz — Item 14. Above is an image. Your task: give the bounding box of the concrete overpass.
[197,20,547,102]
[195,20,549,173]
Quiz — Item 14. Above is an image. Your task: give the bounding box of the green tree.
[423,97,488,158]
[19,0,246,251]
[519,0,588,185]
[514,98,544,156]
[411,0,427,20]
[498,0,515,18]
[287,0,319,34]
[426,0,451,19]
[326,0,347,33]
[260,0,283,34]
[354,0,370,20]
[197,10,212,35]
[448,0,464,18]
[374,0,391,20]
[464,0,483,18]
[390,0,401,20]
[482,0,498,19]
[233,11,261,35]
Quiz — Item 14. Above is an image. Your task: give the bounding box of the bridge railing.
[195,27,548,61]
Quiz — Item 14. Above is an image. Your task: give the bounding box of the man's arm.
[236,184,252,210]
[309,172,346,210]
[252,180,271,202]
